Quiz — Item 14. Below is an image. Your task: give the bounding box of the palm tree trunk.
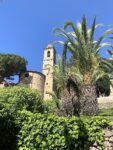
[69,85,80,116]
[60,89,74,116]
[60,79,80,117]
[80,84,98,115]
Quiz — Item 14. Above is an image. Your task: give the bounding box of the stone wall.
[42,44,56,100]
[98,96,113,109]
[90,125,113,150]
[19,71,45,97]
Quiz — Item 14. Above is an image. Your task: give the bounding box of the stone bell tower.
[42,44,56,100]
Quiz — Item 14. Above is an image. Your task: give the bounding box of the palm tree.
[53,55,73,116]
[54,16,113,115]
[53,47,81,116]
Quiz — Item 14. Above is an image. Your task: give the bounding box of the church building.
[19,44,56,100]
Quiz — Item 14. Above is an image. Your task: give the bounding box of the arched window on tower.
[47,51,50,57]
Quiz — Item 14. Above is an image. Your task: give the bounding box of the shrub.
[0,86,44,114]
[0,113,18,150]
[43,100,58,114]
[0,86,44,150]
[0,87,111,150]
[18,113,111,150]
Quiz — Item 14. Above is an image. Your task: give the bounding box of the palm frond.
[64,21,82,44]
[46,91,60,109]
[54,28,79,52]
[95,29,113,51]
[82,16,88,43]
[62,41,68,72]
[54,16,113,87]
[95,43,113,54]
[53,56,68,92]
[64,21,75,30]
[92,69,108,82]
[90,16,96,41]
[68,66,83,84]
[77,21,82,32]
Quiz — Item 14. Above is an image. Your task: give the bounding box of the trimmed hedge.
[18,112,111,150]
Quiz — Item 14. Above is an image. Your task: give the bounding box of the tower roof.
[44,44,56,54]
[45,44,54,49]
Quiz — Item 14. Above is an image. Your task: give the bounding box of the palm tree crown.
[54,16,113,86]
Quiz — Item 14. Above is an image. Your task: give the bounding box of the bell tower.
[42,44,56,100]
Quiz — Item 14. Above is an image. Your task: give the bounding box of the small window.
[46,83,48,85]
[47,51,50,57]
[25,73,29,78]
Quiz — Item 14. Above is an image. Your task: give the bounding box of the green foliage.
[99,108,113,116]
[54,16,113,86]
[0,53,27,81]
[18,113,111,150]
[54,16,113,115]
[0,113,18,150]
[53,56,68,94]
[0,108,111,150]
[80,116,110,149]
[0,86,44,150]
[43,100,59,115]
[0,86,44,114]
[0,110,34,150]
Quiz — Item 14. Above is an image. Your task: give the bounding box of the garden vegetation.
[0,16,113,150]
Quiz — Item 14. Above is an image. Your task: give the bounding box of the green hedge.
[18,112,111,150]
[0,86,44,150]
[0,86,44,114]
[0,86,111,150]
[0,113,18,150]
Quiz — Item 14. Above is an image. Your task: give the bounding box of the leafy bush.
[0,86,44,114]
[0,113,18,150]
[18,113,111,150]
[0,86,44,150]
[0,86,111,150]
[43,100,59,114]
[0,109,35,150]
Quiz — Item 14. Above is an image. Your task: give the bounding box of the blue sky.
[0,0,113,72]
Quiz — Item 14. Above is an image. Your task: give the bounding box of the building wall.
[19,44,56,100]
[42,44,56,100]
[97,79,113,109]
[19,71,45,97]
[98,96,113,109]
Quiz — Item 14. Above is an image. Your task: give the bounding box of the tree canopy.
[54,16,113,115]
[54,17,113,87]
[0,54,27,81]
